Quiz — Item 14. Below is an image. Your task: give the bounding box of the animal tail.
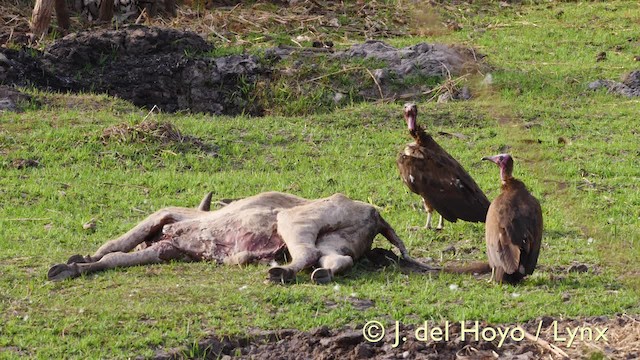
[376,213,440,273]
[198,192,213,211]
[443,262,491,275]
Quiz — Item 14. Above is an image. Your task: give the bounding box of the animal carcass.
[48,191,437,284]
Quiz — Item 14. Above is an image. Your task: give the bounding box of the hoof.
[48,263,80,281]
[311,268,333,284]
[67,254,91,264]
[268,267,296,284]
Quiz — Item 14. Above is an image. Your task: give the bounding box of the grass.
[1,1,640,358]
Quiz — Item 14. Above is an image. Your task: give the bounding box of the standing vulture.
[482,153,542,284]
[396,103,490,230]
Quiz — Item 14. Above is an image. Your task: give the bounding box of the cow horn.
[198,192,213,211]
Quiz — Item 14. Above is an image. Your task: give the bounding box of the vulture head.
[404,103,418,132]
[482,153,514,182]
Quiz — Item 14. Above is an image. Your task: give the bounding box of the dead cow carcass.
[48,191,437,283]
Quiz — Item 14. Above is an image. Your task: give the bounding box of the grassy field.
[1,1,639,358]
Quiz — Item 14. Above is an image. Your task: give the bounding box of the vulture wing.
[397,142,490,223]
[486,181,543,281]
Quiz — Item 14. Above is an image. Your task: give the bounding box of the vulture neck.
[410,125,432,146]
[501,176,525,191]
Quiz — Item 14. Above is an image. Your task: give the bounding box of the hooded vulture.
[482,153,543,284]
[396,103,490,230]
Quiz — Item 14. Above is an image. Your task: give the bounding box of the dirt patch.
[101,120,218,156]
[588,70,640,97]
[10,158,41,169]
[151,314,639,360]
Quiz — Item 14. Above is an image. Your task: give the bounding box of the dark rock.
[0,86,32,112]
[588,70,640,97]
[335,40,485,79]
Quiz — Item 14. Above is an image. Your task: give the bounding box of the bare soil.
[151,314,639,360]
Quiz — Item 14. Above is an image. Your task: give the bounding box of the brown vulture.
[482,153,543,284]
[396,103,490,230]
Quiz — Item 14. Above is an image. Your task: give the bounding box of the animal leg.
[49,241,183,281]
[436,215,444,230]
[312,253,354,284]
[269,198,355,284]
[68,207,200,264]
[268,243,321,284]
[378,214,440,273]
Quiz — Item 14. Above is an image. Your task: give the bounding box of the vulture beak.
[404,103,417,131]
[406,113,416,131]
[482,155,499,164]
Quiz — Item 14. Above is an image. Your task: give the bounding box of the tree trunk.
[165,0,177,17]
[99,0,114,22]
[54,0,71,30]
[31,0,71,39]
[30,0,54,38]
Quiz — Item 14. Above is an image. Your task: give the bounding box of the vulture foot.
[268,267,296,284]
[311,268,333,284]
[67,254,92,264]
[416,224,443,231]
[435,215,444,231]
[487,268,495,283]
[48,263,80,281]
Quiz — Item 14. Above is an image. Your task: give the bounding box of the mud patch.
[1,26,486,115]
[0,49,73,92]
[1,26,266,115]
[588,70,640,97]
[151,314,639,360]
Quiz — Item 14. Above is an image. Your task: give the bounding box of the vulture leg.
[422,199,434,229]
[48,241,184,281]
[422,199,443,230]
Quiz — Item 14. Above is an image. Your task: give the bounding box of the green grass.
[1,1,640,358]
